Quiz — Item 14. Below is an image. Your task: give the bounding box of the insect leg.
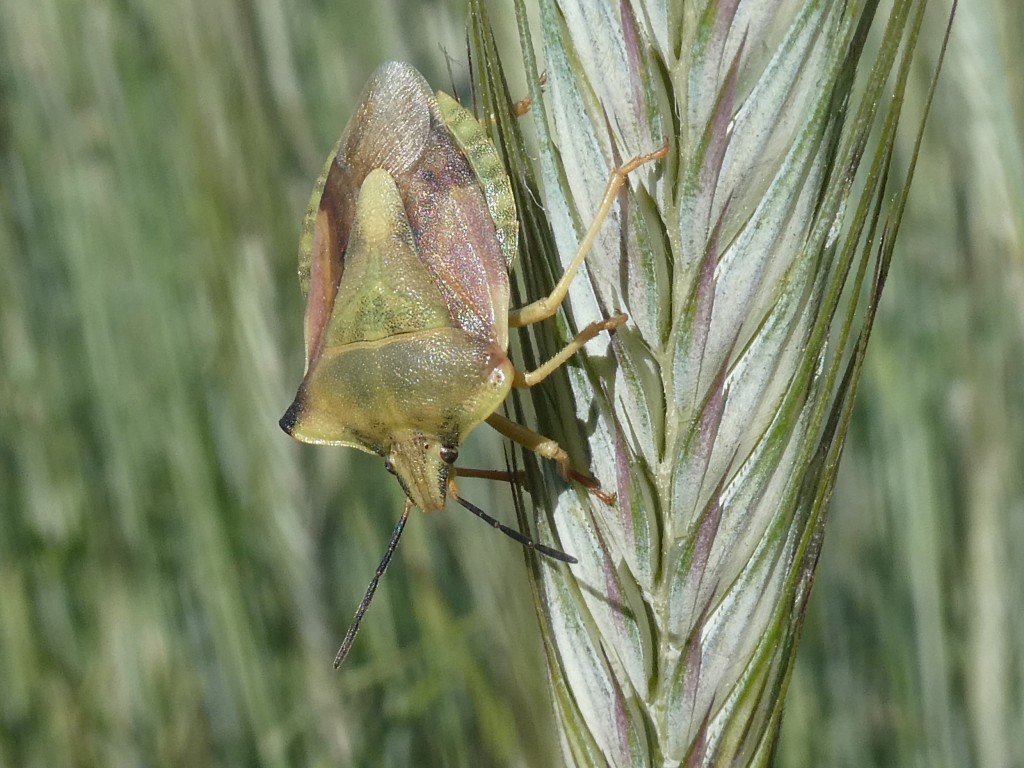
[510,92,533,118]
[453,467,528,484]
[512,314,627,388]
[333,498,413,668]
[482,71,547,127]
[485,413,614,505]
[510,72,547,117]
[508,143,669,328]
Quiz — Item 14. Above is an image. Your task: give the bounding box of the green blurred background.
[1,0,1020,766]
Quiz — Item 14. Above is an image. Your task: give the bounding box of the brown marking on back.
[402,119,510,346]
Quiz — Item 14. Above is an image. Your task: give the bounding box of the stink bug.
[280,61,666,666]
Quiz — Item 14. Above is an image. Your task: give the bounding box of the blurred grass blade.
[471,0,953,764]
[0,0,557,765]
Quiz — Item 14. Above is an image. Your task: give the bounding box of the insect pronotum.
[279,61,667,667]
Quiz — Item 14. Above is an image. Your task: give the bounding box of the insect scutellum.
[279,61,667,667]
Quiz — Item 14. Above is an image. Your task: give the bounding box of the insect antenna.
[454,495,577,564]
[334,499,413,668]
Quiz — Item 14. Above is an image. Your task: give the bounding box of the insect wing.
[299,62,517,370]
[435,91,517,273]
[285,62,516,458]
[402,130,510,347]
[298,62,434,372]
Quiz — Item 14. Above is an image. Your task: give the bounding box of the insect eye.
[439,446,459,464]
[383,458,396,475]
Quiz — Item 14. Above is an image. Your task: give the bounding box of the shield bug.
[280,61,666,666]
